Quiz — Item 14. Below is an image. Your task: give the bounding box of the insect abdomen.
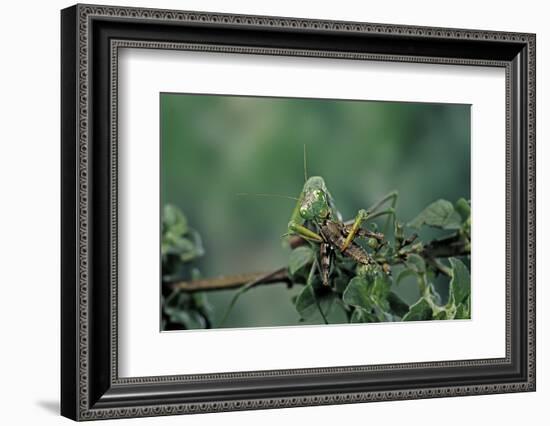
[342,243,372,265]
[321,221,372,265]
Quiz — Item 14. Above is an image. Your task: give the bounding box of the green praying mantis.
[240,146,401,286]
[220,148,402,325]
[286,173,398,287]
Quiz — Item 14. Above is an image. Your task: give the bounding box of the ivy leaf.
[342,276,372,310]
[449,258,470,306]
[402,297,433,321]
[289,246,314,275]
[408,199,462,230]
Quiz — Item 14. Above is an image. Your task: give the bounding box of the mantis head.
[299,176,331,221]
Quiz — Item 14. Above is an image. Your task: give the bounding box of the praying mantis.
[220,148,400,325]
[242,146,400,286]
[287,174,398,286]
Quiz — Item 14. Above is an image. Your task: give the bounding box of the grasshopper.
[287,169,397,286]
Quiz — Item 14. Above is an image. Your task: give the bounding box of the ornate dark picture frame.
[61,4,536,421]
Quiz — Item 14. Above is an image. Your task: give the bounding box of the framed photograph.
[61,4,536,421]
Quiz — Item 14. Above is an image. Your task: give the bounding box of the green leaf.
[408,199,462,230]
[455,302,471,320]
[289,246,314,275]
[350,308,364,323]
[449,258,470,306]
[427,282,443,306]
[295,285,316,319]
[192,292,212,313]
[342,274,392,321]
[163,291,210,329]
[163,204,188,236]
[350,308,378,323]
[402,297,433,321]
[406,253,425,273]
[162,230,205,262]
[167,309,205,329]
[433,310,447,320]
[396,268,417,286]
[387,292,410,318]
[342,276,372,310]
[455,198,471,222]
[166,236,195,254]
[371,275,391,311]
[189,229,205,253]
[295,284,335,321]
[394,221,404,241]
[333,274,350,293]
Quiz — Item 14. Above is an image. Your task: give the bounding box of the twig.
[172,233,469,293]
[218,268,292,326]
[421,234,469,259]
[170,267,291,292]
[424,257,453,277]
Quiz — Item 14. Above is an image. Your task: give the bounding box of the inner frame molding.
[115,42,507,376]
[61,4,535,421]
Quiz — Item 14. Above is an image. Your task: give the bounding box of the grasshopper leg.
[319,242,332,286]
[342,191,399,250]
[342,209,369,251]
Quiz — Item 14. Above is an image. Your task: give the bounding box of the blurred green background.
[161,93,470,329]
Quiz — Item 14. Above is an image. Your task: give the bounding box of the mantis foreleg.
[288,222,323,242]
[366,190,398,216]
[368,190,398,233]
[287,189,323,242]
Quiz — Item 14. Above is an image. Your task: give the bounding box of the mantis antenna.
[236,192,299,201]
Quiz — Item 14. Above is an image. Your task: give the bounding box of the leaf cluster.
[161,196,472,329]
[287,197,471,324]
[161,205,213,330]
